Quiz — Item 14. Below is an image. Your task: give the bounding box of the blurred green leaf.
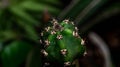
[1,41,32,67]
[33,0,61,6]
[19,1,60,14]
[0,0,62,42]
[0,42,3,52]
[59,0,91,20]
[0,10,3,30]
[59,0,108,23]
[0,10,1,14]
[17,20,38,41]
[10,6,39,26]
[42,0,61,5]
[0,30,17,42]
[75,0,108,25]
[60,0,92,20]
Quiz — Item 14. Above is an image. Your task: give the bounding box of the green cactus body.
[40,19,85,66]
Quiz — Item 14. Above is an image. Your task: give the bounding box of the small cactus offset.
[40,19,86,67]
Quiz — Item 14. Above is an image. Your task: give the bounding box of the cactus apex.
[53,22,63,31]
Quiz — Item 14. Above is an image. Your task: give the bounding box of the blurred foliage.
[0,0,62,67]
[0,0,120,67]
[0,0,61,42]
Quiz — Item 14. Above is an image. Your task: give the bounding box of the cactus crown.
[40,19,85,67]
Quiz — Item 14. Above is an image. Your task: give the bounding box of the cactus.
[40,19,86,67]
